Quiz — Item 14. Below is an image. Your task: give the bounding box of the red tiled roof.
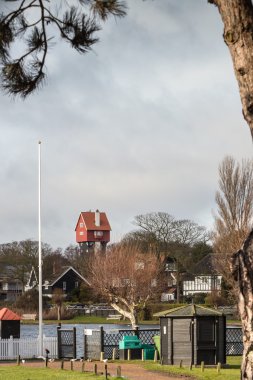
[76,211,111,231]
[0,308,21,321]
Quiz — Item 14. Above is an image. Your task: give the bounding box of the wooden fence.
[0,336,58,360]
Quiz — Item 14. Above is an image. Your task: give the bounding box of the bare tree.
[133,212,209,259]
[213,156,253,284]
[88,243,163,329]
[52,288,65,321]
[212,156,253,377]
[0,0,126,97]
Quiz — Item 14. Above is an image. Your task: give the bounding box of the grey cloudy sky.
[0,0,252,249]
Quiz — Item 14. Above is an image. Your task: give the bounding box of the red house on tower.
[75,210,111,253]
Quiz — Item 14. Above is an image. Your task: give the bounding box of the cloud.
[0,0,252,248]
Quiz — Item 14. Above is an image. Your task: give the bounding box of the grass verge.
[142,356,241,380]
[0,365,123,379]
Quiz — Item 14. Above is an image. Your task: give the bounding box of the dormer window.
[80,223,83,227]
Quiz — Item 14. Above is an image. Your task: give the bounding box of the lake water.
[20,323,159,338]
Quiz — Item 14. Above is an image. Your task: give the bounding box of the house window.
[63,282,66,291]
[94,231,103,237]
[79,231,84,236]
[75,281,79,288]
[80,223,83,227]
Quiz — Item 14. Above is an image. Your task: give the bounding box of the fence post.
[112,348,116,361]
[81,361,85,372]
[100,326,104,354]
[73,327,77,359]
[117,366,121,377]
[8,336,13,359]
[83,332,87,360]
[94,363,97,375]
[134,326,139,338]
[217,362,221,373]
[17,355,20,365]
[61,359,64,370]
[105,364,108,379]
[201,361,205,372]
[57,327,61,359]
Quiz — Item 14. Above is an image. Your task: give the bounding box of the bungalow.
[43,266,90,297]
[25,266,90,298]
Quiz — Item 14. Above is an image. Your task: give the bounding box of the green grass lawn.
[0,365,123,380]
[143,356,241,380]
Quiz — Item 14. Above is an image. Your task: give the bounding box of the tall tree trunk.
[211,0,253,134]
[209,1,253,378]
[231,231,253,379]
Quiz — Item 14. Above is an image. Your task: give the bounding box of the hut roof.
[153,304,223,318]
[0,308,21,321]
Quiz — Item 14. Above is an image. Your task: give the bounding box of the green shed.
[154,304,226,366]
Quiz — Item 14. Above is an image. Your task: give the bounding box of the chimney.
[95,209,100,227]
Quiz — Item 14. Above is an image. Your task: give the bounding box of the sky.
[0,0,252,250]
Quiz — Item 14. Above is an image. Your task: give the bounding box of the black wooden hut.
[0,308,21,339]
[154,304,226,366]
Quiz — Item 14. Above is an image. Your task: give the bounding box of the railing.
[0,336,58,360]
[226,327,243,356]
[84,327,160,360]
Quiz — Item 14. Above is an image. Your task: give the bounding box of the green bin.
[153,335,160,358]
[142,344,155,360]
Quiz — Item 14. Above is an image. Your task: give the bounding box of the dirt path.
[2,360,189,380]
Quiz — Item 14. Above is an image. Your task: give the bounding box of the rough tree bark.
[232,233,253,379]
[209,1,253,378]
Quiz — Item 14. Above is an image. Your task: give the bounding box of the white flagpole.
[38,141,43,356]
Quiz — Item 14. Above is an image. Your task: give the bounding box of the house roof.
[153,304,223,318]
[191,254,217,275]
[75,211,111,232]
[44,266,90,287]
[26,266,38,288]
[0,308,21,320]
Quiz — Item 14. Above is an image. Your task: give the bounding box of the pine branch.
[0,0,126,97]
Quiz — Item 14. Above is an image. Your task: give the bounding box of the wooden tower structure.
[75,210,111,253]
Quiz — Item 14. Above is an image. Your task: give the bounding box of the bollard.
[127,349,131,361]
[201,361,205,372]
[105,364,108,380]
[189,363,192,370]
[70,360,73,371]
[61,360,64,370]
[94,363,97,375]
[100,352,104,361]
[81,362,85,373]
[179,360,183,368]
[141,349,144,361]
[17,355,20,366]
[112,348,116,361]
[217,362,221,373]
[154,350,158,362]
[117,366,121,377]
[45,357,48,367]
